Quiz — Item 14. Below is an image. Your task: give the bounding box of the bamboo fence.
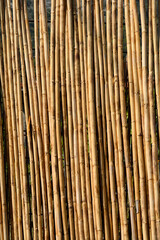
[0,0,159,239]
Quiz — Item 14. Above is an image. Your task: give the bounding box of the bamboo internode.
[0,0,159,239]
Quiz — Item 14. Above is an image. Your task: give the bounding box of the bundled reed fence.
[0,0,160,239]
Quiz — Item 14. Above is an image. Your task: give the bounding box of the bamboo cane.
[112,1,132,239]
[39,10,55,240]
[55,1,69,239]
[74,9,91,240]
[0,188,4,240]
[149,0,160,238]
[50,0,64,239]
[67,1,85,238]
[76,0,95,238]
[60,1,75,239]
[0,2,18,238]
[20,0,49,237]
[87,0,103,239]
[34,0,43,137]
[140,0,157,239]
[0,103,8,240]
[93,20,111,239]
[65,16,79,240]
[106,0,124,239]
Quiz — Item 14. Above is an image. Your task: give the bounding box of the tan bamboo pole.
[152,0,160,146]
[83,1,97,236]
[124,0,142,239]
[13,1,39,239]
[95,0,110,206]
[76,0,95,238]
[50,0,64,239]
[99,2,112,232]
[34,0,43,136]
[86,0,103,239]
[94,2,112,237]
[7,1,27,237]
[6,2,32,238]
[19,1,49,238]
[60,1,75,239]
[55,2,69,239]
[0,31,10,240]
[65,17,79,240]
[118,1,142,239]
[93,21,111,239]
[5,2,28,239]
[149,1,160,237]
[8,1,38,239]
[130,6,146,240]
[39,11,55,240]
[13,0,43,239]
[131,0,144,128]
[113,1,134,239]
[67,1,86,238]
[74,8,91,240]
[40,0,50,110]
[106,0,124,239]
[125,1,149,239]
[0,103,8,240]
[140,0,157,239]
[0,2,18,238]
[0,189,4,240]
[94,3,112,238]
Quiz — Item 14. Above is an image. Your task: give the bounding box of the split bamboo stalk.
[55,1,69,238]
[140,0,157,239]
[60,1,75,239]
[50,0,64,239]
[76,0,95,238]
